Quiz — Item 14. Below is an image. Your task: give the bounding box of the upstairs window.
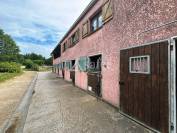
[90,11,103,32]
[88,55,102,72]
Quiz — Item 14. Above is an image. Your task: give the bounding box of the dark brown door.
[120,41,169,133]
[88,72,101,97]
[70,71,75,85]
[62,69,65,79]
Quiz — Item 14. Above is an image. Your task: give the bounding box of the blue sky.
[0,0,92,58]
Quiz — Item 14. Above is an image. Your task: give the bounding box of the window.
[90,11,103,32]
[71,60,75,70]
[88,55,102,72]
[71,29,79,45]
[129,55,150,74]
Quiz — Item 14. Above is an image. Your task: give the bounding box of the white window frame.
[129,55,150,74]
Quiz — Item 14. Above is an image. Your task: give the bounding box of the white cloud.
[18,42,54,57]
[0,0,92,58]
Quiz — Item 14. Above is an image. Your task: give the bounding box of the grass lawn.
[39,66,52,72]
[0,72,23,83]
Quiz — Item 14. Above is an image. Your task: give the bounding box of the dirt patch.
[5,116,19,133]
[0,71,36,127]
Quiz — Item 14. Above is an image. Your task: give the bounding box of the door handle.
[119,81,125,85]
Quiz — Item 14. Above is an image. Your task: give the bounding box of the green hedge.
[0,62,21,73]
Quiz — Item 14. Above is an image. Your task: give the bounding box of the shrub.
[23,59,39,71]
[23,59,33,69]
[0,62,21,73]
[31,63,39,71]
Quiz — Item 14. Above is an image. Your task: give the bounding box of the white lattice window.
[129,55,150,74]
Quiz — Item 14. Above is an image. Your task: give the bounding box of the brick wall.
[53,0,177,107]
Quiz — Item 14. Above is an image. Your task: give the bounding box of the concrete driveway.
[24,72,151,133]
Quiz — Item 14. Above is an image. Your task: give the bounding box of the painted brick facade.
[52,0,177,108]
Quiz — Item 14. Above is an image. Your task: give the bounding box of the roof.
[51,0,98,55]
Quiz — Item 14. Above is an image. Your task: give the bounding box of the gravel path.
[24,72,152,133]
[0,71,36,127]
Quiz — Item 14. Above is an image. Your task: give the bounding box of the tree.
[0,29,4,36]
[0,28,20,55]
[24,53,45,60]
[45,57,52,66]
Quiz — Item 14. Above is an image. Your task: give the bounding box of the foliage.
[0,54,17,62]
[31,63,39,71]
[23,59,39,71]
[0,62,21,73]
[0,28,51,67]
[33,60,44,66]
[0,72,22,82]
[0,28,20,55]
[23,59,34,69]
[23,53,51,66]
[45,57,52,66]
[24,53,45,60]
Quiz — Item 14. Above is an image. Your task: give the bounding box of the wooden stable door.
[70,71,75,85]
[88,72,101,97]
[120,41,169,133]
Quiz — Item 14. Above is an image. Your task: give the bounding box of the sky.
[0,0,92,58]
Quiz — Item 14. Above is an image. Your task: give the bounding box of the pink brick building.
[52,0,177,132]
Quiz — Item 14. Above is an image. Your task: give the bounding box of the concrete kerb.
[0,73,38,133]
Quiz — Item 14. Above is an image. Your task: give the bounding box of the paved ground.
[24,72,152,133]
[0,71,36,127]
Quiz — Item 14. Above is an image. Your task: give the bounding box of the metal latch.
[119,81,125,85]
[171,122,174,131]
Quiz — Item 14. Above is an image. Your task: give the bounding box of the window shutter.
[76,28,80,42]
[69,61,72,69]
[66,41,68,49]
[68,38,71,48]
[78,56,88,72]
[102,0,113,23]
[82,21,88,37]
[65,61,69,69]
[69,37,72,46]
[59,63,60,69]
